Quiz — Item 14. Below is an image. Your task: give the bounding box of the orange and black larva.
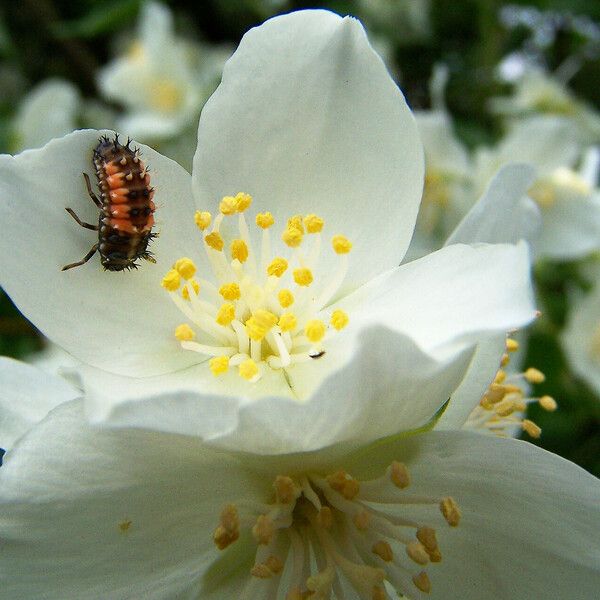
[62,135,157,271]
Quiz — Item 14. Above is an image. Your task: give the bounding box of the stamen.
[283,227,303,248]
[256,212,274,229]
[231,239,249,263]
[304,214,324,233]
[174,324,195,341]
[332,234,352,254]
[267,257,288,277]
[195,210,212,230]
[331,309,349,331]
[278,289,294,308]
[293,268,313,287]
[209,355,230,376]
[220,195,238,215]
[239,359,259,381]
[205,231,224,251]
[219,283,241,301]
[161,269,180,291]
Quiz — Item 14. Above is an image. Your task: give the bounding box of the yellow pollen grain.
[372,540,393,562]
[235,192,252,212]
[219,282,241,301]
[213,504,239,550]
[194,210,211,230]
[264,555,284,574]
[327,470,360,500]
[245,318,266,341]
[254,309,278,330]
[182,279,200,300]
[506,337,519,352]
[267,257,288,277]
[539,395,557,411]
[494,369,507,384]
[231,239,249,263]
[287,215,305,234]
[486,383,507,403]
[219,195,238,215]
[303,213,324,233]
[252,514,274,545]
[406,541,430,565]
[332,234,352,254]
[274,475,297,504]
[282,227,303,248]
[250,563,273,579]
[293,267,313,287]
[416,526,439,554]
[440,497,461,527]
[494,398,516,417]
[412,571,431,594]
[525,367,545,384]
[239,358,259,381]
[209,355,229,376]
[330,309,349,331]
[173,257,196,280]
[279,313,297,332]
[305,320,326,343]
[256,212,274,229]
[317,506,333,529]
[216,303,235,326]
[353,510,371,530]
[174,323,195,341]
[522,419,542,438]
[390,461,410,489]
[278,289,294,308]
[205,231,224,251]
[161,269,180,291]
[501,352,510,367]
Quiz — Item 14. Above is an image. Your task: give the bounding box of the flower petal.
[346,431,600,599]
[0,356,79,451]
[193,10,423,294]
[0,400,268,599]
[0,129,200,377]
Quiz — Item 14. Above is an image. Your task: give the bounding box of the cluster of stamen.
[162,193,351,382]
[213,462,460,598]
[466,336,557,438]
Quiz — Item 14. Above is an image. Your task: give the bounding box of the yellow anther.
[287,215,305,234]
[353,510,371,530]
[255,309,278,330]
[494,398,516,417]
[161,269,180,291]
[317,506,333,529]
[278,313,297,332]
[539,395,557,411]
[303,213,324,233]
[252,514,274,545]
[250,563,273,579]
[522,419,542,438]
[305,320,326,343]
[278,289,294,308]
[412,571,431,594]
[406,541,429,565]
[390,461,410,489]
[327,470,360,500]
[372,540,393,562]
[239,358,259,381]
[181,279,200,300]
[219,195,238,215]
[216,303,235,326]
[506,338,519,352]
[525,367,545,384]
[332,234,352,254]
[494,369,507,384]
[174,323,195,341]
[213,503,239,550]
[501,352,510,367]
[256,212,274,229]
[528,180,556,207]
[264,555,284,575]
[205,231,224,251]
[416,526,439,554]
[173,257,196,280]
[282,227,303,248]
[440,497,461,527]
[330,309,349,331]
[234,192,252,212]
[267,257,288,277]
[293,267,313,287]
[219,282,241,301]
[274,475,298,504]
[209,356,229,376]
[486,383,507,403]
[194,210,211,230]
[245,318,267,341]
[230,239,249,263]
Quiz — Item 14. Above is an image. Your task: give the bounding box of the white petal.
[0,357,79,450]
[446,163,541,246]
[0,129,200,376]
[346,431,600,599]
[193,10,423,294]
[0,400,267,599]
[338,242,536,358]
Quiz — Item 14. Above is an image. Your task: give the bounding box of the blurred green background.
[0,0,598,475]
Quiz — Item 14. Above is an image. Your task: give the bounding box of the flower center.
[465,336,557,438]
[162,193,351,382]
[528,167,591,208]
[213,462,460,598]
[419,169,451,234]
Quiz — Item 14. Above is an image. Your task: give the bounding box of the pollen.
[330,309,349,331]
[161,269,180,291]
[235,192,252,212]
[279,313,297,332]
[506,337,519,352]
[255,212,274,229]
[390,461,410,489]
[219,282,240,301]
[278,289,294,308]
[539,395,557,411]
[216,303,235,326]
[181,279,200,300]
[205,231,224,251]
[210,355,230,376]
[372,541,394,562]
[293,267,313,286]
[524,367,545,384]
[440,497,461,526]
[305,320,326,343]
[194,210,212,230]
[174,323,195,341]
[239,358,259,381]
[220,195,238,215]
[522,419,542,438]
[267,257,288,277]
[304,213,324,233]
[287,215,305,234]
[173,257,196,280]
[332,234,352,254]
[282,227,303,248]
[231,239,249,263]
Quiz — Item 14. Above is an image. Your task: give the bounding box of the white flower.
[0,382,598,600]
[0,10,535,456]
[98,1,231,141]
